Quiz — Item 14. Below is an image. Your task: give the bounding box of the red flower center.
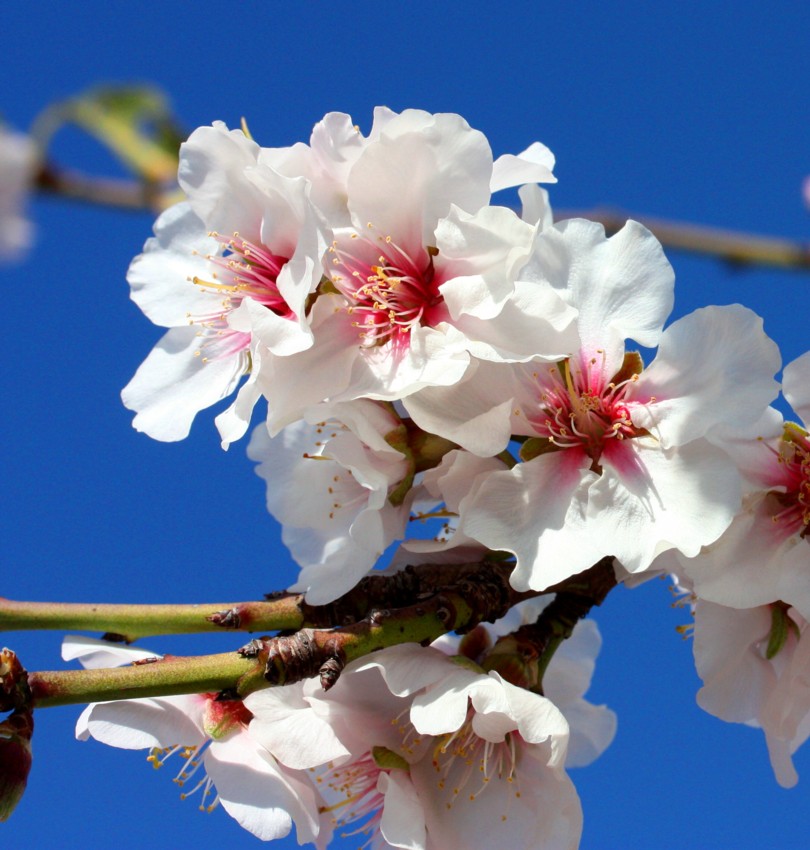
[330,229,447,350]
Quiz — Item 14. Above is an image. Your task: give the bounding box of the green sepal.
[610,350,645,385]
[519,436,557,462]
[766,603,791,660]
[384,422,415,507]
[371,745,409,771]
[449,654,487,674]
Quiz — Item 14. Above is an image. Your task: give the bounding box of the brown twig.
[555,207,810,272]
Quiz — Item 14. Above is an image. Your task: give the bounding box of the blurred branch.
[556,207,810,272]
[35,164,169,212]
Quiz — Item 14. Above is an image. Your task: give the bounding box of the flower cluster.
[69,597,612,849]
[103,107,808,845]
[124,107,782,602]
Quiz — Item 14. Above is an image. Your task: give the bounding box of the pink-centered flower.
[64,637,326,845]
[675,351,810,619]
[405,219,781,590]
[255,109,569,433]
[122,121,329,444]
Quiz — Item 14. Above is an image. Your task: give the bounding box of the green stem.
[0,597,304,642]
[0,561,521,641]
[26,650,262,709]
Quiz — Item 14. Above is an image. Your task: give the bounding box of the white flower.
[408,219,781,590]
[247,644,581,850]
[247,399,415,604]
[675,351,810,618]
[64,636,325,844]
[0,125,36,261]
[692,600,810,788]
[434,598,617,769]
[122,122,329,444]
[255,109,568,432]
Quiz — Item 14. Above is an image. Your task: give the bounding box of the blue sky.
[2,2,809,847]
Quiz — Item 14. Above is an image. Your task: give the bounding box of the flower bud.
[0,710,33,821]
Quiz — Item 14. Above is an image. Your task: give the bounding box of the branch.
[0,561,523,641]
[253,560,544,690]
[35,164,171,212]
[18,650,266,710]
[0,596,305,642]
[2,559,619,709]
[555,207,810,272]
[481,556,617,691]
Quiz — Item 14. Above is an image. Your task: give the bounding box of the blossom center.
[329,228,446,349]
[317,752,387,848]
[187,232,292,362]
[145,695,251,813]
[430,716,522,818]
[526,353,642,466]
[769,424,810,539]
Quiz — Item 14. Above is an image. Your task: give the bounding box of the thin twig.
[555,207,810,272]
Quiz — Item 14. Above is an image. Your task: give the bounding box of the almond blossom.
[692,599,810,788]
[247,399,417,604]
[674,351,810,619]
[246,644,581,850]
[406,219,781,591]
[64,637,326,845]
[253,109,573,433]
[121,121,329,443]
[433,597,617,769]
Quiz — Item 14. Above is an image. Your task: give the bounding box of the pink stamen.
[526,353,642,465]
[329,229,446,351]
[187,232,292,362]
[767,428,810,538]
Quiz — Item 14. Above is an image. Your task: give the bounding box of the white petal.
[127,202,220,327]
[461,451,600,591]
[586,438,741,572]
[491,141,557,192]
[347,110,493,248]
[178,123,264,237]
[436,204,533,321]
[378,771,427,850]
[206,733,322,844]
[78,696,206,749]
[518,184,553,229]
[122,326,246,441]
[632,305,781,447]
[246,684,351,769]
[523,219,674,371]
[403,359,516,457]
[61,635,161,668]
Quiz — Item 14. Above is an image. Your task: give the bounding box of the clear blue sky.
[2,2,809,847]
